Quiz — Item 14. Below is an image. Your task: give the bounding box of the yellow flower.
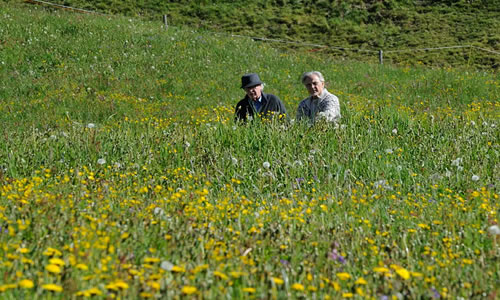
[42,284,63,292]
[342,292,354,298]
[45,264,62,274]
[271,277,284,285]
[76,263,89,270]
[336,272,351,281]
[396,268,411,280]
[182,286,197,295]
[0,284,17,292]
[355,277,367,285]
[373,267,390,273]
[291,283,305,291]
[76,287,102,297]
[144,257,160,263]
[49,258,65,267]
[242,287,256,293]
[17,248,29,254]
[171,265,185,273]
[18,279,34,289]
[213,271,229,280]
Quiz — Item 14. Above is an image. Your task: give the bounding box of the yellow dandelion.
[49,258,65,267]
[17,248,29,254]
[271,277,284,285]
[291,283,305,291]
[18,279,34,289]
[182,286,197,295]
[114,280,129,290]
[76,263,89,270]
[336,272,351,281]
[396,268,411,280]
[144,257,160,264]
[42,284,63,292]
[342,292,354,298]
[242,287,256,293]
[213,271,229,280]
[171,265,185,273]
[373,267,390,273]
[355,277,367,285]
[45,264,62,274]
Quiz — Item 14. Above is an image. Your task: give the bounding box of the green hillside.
[22,0,500,69]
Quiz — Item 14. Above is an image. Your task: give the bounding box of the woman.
[296,71,341,124]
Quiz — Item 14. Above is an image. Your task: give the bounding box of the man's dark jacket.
[234,93,287,122]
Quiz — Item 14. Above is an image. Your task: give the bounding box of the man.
[235,73,287,122]
[296,71,341,124]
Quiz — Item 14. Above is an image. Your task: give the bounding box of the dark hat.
[241,73,263,89]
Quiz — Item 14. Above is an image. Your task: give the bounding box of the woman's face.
[304,75,324,98]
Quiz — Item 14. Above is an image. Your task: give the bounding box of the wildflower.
[75,263,88,270]
[160,261,173,271]
[487,225,500,235]
[271,277,284,285]
[231,157,238,165]
[395,268,411,280]
[342,292,354,298]
[471,175,479,181]
[97,158,106,165]
[355,277,367,285]
[451,158,462,167]
[87,123,95,129]
[76,287,102,296]
[49,258,65,267]
[45,264,62,274]
[385,148,393,154]
[171,265,185,273]
[392,128,398,134]
[18,279,34,289]
[213,271,229,280]
[263,161,271,169]
[182,286,197,295]
[336,272,351,281]
[242,287,256,293]
[42,284,63,292]
[291,283,305,291]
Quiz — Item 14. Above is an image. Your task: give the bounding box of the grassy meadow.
[1,3,499,299]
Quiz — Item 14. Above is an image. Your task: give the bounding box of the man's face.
[304,75,324,98]
[244,84,263,101]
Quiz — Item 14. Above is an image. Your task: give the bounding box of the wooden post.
[379,50,383,64]
[163,14,168,30]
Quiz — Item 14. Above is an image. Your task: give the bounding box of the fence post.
[379,50,383,64]
[163,14,168,30]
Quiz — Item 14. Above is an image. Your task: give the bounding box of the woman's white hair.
[301,71,325,84]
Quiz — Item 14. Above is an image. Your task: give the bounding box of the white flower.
[470,121,476,126]
[160,260,173,271]
[487,225,500,236]
[385,148,393,154]
[231,157,238,165]
[97,158,106,165]
[392,128,398,134]
[87,123,95,129]
[482,121,488,126]
[262,161,270,169]
[184,141,191,148]
[114,162,122,169]
[471,175,479,181]
[451,158,462,167]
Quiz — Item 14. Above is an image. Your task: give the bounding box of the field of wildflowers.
[0,4,499,299]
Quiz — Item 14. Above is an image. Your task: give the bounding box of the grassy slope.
[23,0,500,69]
[0,3,499,299]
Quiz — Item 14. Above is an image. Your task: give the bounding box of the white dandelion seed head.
[392,128,398,134]
[487,225,500,236]
[160,260,174,271]
[87,123,95,129]
[471,175,480,181]
[451,158,462,167]
[231,157,238,165]
[97,158,106,165]
[263,161,271,169]
[470,120,476,126]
